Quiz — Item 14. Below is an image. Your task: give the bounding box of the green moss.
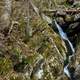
[13,47,21,57]
[25,53,39,65]
[0,58,12,75]
[19,17,27,41]
[10,76,25,80]
[53,34,67,55]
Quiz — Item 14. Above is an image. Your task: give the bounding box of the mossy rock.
[0,16,67,80]
[27,17,67,80]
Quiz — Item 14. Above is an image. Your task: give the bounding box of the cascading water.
[27,1,76,79]
[54,19,75,79]
[54,20,75,54]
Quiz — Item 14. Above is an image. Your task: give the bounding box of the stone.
[74,65,80,80]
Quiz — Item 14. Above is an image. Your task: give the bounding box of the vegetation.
[0,0,80,80]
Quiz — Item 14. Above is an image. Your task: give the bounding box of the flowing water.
[54,20,75,54]
[54,19,75,79]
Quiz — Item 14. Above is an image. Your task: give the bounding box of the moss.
[25,53,40,65]
[53,34,67,56]
[18,17,28,41]
[12,47,22,57]
[0,58,12,75]
[10,75,25,80]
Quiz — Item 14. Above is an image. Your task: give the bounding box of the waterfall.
[54,20,75,54]
[64,64,71,78]
[54,19,75,79]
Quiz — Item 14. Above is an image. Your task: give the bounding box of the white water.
[64,64,71,78]
[54,19,75,79]
[35,69,44,79]
[54,20,75,53]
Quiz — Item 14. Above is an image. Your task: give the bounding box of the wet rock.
[69,22,79,30]
[73,1,80,8]
[55,11,66,18]
[66,0,74,5]
[74,65,80,80]
[74,14,80,21]
[66,22,80,37]
[56,17,65,25]
[65,15,73,22]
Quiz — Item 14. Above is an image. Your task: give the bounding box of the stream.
[54,19,75,80]
[41,13,76,79]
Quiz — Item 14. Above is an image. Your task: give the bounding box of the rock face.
[74,65,80,80]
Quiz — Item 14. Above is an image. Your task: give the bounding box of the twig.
[42,9,80,14]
